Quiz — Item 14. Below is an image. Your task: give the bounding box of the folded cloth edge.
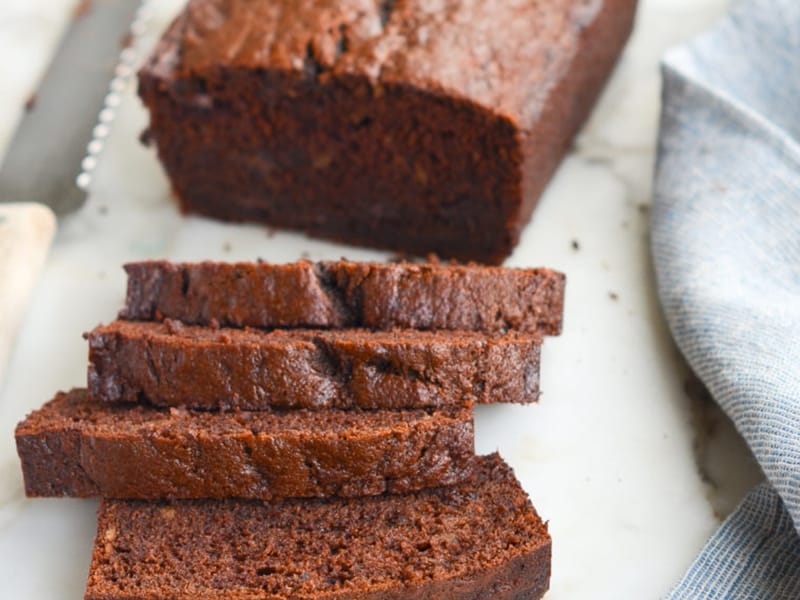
[652,0,800,597]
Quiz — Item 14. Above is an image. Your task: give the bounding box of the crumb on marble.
[73,0,93,18]
[139,128,154,147]
[571,239,580,251]
[637,203,650,214]
[608,291,619,301]
[24,94,37,112]
[301,251,311,259]
[582,154,613,167]
[120,31,134,50]
[223,242,232,253]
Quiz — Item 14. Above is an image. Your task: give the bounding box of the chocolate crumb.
[571,239,580,251]
[120,32,134,50]
[24,94,37,112]
[425,253,442,265]
[139,128,154,147]
[73,0,93,18]
[388,253,426,264]
[608,291,619,301]
[164,319,184,334]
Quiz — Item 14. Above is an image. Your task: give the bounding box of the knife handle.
[0,203,56,389]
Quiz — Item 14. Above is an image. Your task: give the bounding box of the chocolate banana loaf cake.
[87,320,541,410]
[138,0,637,263]
[85,454,551,600]
[121,260,566,335]
[16,389,474,500]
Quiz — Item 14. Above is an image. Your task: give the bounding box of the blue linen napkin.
[652,0,800,596]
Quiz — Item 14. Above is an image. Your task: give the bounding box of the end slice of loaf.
[15,389,473,500]
[87,320,541,410]
[121,259,565,335]
[85,454,550,600]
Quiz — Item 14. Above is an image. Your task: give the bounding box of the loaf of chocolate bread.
[87,320,541,410]
[138,0,637,263]
[85,454,550,600]
[121,260,565,335]
[16,389,474,500]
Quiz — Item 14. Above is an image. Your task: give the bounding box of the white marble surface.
[0,0,765,598]
[0,203,56,386]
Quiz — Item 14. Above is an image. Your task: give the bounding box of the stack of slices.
[15,259,565,599]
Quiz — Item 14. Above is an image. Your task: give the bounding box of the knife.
[0,0,148,387]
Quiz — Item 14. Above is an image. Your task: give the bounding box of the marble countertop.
[0,0,764,598]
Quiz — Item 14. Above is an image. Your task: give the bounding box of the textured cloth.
[652,0,800,597]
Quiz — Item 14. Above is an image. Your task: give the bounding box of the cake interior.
[140,67,524,263]
[86,455,550,599]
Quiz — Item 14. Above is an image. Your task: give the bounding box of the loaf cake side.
[85,454,551,600]
[16,389,474,500]
[87,320,541,410]
[121,260,566,335]
[138,0,637,263]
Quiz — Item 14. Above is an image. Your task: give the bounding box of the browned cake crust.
[85,454,550,600]
[121,260,565,335]
[15,389,474,500]
[87,320,541,410]
[137,0,636,263]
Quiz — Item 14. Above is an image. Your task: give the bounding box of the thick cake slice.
[85,454,551,600]
[87,320,541,410]
[138,0,636,263]
[15,389,473,500]
[121,260,565,335]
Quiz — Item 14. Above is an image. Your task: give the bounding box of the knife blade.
[0,0,149,388]
[0,0,146,214]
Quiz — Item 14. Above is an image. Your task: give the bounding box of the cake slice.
[15,389,473,500]
[121,259,565,335]
[85,454,551,600]
[87,320,541,410]
[138,0,636,263]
